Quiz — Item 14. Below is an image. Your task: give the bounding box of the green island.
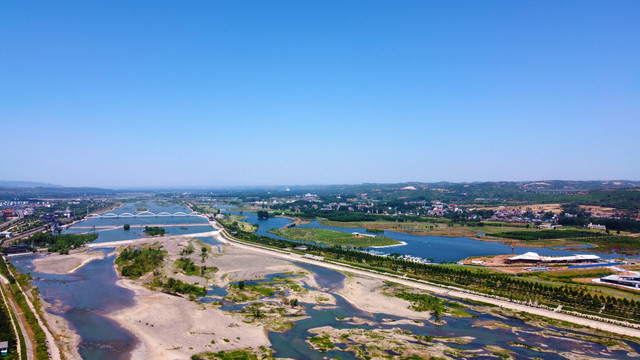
[143,226,167,237]
[268,227,401,248]
[115,244,167,278]
[218,215,257,233]
[318,219,640,253]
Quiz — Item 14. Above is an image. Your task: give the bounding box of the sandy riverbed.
[29,230,640,359]
[110,279,270,360]
[33,250,105,274]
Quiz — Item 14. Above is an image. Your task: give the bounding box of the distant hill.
[0,180,63,188]
[0,182,117,200]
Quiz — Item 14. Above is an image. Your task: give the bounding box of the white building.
[506,252,600,264]
[587,222,606,230]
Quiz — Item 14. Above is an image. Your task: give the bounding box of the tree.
[238,280,245,290]
[124,224,130,231]
[257,210,269,220]
[201,246,207,263]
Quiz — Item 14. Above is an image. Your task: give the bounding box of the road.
[213,226,640,339]
[12,275,61,360]
[2,225,49,246]
[0,274,33,360]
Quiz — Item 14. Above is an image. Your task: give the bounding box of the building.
[0,232,12,239]
[587,222,606,230]
[64,207,73,218]
[506,252,600,264]
[600,274,640,289]
[0,341,8,357]
[352,232,377,238]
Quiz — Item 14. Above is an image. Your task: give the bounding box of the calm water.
[10,249,137,359]
[234,213,624,262]
[64,201,214,243]
[268,264,639,359]
[11,204,637,359]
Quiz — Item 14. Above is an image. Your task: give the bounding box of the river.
[231,212,625,262]
[8,203,638,359]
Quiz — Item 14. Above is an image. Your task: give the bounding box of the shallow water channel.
[11,249,137,359]
[9,204,639,359]
[196,259,640,359]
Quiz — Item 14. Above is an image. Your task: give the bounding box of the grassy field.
[320,219,540,238]
[269,228,401,248]
[218,215,257,232]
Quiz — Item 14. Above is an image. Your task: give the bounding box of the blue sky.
[1,1,639,188]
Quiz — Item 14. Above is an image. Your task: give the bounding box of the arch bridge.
[86,211,200,219]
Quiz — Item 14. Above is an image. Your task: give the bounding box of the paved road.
[2,225,49,246]
[13,277,61,360]
[213,227,640,339]
[0,275,33,360]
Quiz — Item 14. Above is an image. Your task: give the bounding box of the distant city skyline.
[2,1,639,188]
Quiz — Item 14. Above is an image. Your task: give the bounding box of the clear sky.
[1,1,639,188]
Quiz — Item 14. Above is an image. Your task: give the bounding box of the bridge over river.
[86,211,202,219]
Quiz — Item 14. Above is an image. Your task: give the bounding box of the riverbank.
[214,229,640,339]
[33,250,105,274]
[109,278,269,360]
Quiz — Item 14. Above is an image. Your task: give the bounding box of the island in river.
[15,229,640,360]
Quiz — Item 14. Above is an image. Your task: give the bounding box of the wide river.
[232,211,625,262]
[9,202,638,359]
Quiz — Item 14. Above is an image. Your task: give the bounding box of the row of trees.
[20,233,98,254]
[224,226,640,321]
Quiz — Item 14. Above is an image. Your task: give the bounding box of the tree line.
[223,225,640,321]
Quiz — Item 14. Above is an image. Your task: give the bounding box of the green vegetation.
[490,230,640,254]
[566,235,640,254]
[535,268,615,282]
[115,245,166,278]
[0,258,49,360]
[257,210,269,220]
[181,244,195,255]
[143,226,166,237]
[0,288,18,359]
[219,215,257,233]
[395,291,446,319]
[269,227,400,248]
[191,349,263,360]
[490,230,606,241]
[21,232,98,254]
[175,257,199,275]
[220,225,640,322]
[123,224,130,231]
[365,228,384,234]
[149,277,207,297]
[309,333,335,352]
